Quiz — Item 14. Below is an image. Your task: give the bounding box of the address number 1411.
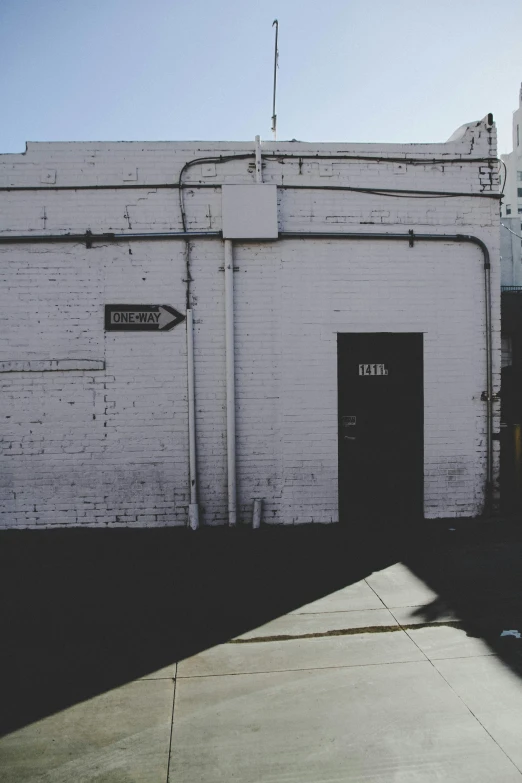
[359,364,388,376]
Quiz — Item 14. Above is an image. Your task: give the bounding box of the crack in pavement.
[230,621,465,644]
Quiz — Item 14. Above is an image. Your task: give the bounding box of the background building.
[0,117,500,528]
[500,217,522,288]
[500,84,522,510]
[501,83,522,224]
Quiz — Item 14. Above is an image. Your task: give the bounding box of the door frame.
[337,332,424,522]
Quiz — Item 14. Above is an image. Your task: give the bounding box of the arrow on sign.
[158,306,183,329]
[105,304,185,332]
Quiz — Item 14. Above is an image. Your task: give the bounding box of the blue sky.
[1,0,521,155]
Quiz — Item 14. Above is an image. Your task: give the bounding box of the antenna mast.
[271,19,279,140]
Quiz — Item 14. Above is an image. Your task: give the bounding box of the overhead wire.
[279,184,500,199]
[0,149,502,240]
[499,158,508,196]
[174,151,501,306]
[177,154,254,232]
[177,151,501,232]
[501,222,522,240]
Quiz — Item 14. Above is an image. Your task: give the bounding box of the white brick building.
[0,117,501,528]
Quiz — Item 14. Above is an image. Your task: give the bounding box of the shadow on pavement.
[1,518,522,736]
[403,518,522,669]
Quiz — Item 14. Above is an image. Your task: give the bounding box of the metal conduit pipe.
[224,239,237,527]
[0,151,497,194]
[186,308,199,530]
[0,231,221,245]
[280,231,495,512]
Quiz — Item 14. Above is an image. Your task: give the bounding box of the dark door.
[338,333,423,522]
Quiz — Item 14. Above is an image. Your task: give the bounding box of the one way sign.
[105,304,185,332]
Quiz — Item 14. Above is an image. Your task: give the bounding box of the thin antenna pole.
[271,19,279,140]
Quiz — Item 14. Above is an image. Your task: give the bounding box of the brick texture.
[0,120,500,527]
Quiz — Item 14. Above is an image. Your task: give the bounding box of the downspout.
[183,235,199,528]
[224,238,237,526]
[280,231,496,514]
[253,135,265,529]
[187,308,199,530]
[223,136,263,529]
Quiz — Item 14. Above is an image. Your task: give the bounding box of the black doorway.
[338,333,424,522]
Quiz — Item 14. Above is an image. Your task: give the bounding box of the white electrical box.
[221,184,278,240]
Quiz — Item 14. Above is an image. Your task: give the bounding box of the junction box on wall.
[222,184,278,240]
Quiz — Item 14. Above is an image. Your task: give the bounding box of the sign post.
[104,304,185,332]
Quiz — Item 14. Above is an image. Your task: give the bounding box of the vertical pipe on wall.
[255,135,263,184]
[187,308,199,530]
[225,239,237,526]
[254,135,266,524]
[484,260,494,500]
[252,498,263,529]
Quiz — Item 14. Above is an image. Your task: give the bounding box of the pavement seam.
[176,657,430,679]
[417,652,497,661]
[294,607,394,615]
[363,577,392,610]
[395,614,445,665]
[432,663,522,776]
[399,621,522,777]
[166,673,177,783]
[139,675,177,680]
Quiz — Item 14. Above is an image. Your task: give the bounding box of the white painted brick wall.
[0,119,501,527]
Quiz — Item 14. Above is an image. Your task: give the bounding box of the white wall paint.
[0,119,500,527]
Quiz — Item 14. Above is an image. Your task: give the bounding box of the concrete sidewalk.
[3,551,522,782]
